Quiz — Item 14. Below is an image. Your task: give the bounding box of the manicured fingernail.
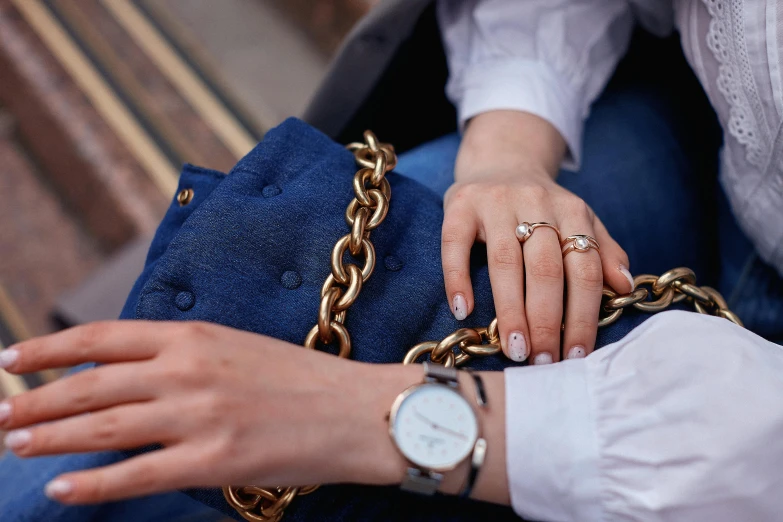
[619,265,634,290]
[508,332,528,362]
[452,294,468,321]
[0,401,11,424]
[533,352,553,365]
[567,345,586,359]
[0,348,18,369]
[45,479,73,500]
[4,429,31,450]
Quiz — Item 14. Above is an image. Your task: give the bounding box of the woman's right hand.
[443,111,634,364]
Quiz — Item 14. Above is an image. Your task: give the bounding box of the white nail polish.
[45,479,73,499]
[0,401,11,424]
[533,352,553,365]
[619,265,634,290]
[452,294,468,321]
[0,348,18,369]
[567,346,586,359]
[508,332,528,362]
[4,429,31,450]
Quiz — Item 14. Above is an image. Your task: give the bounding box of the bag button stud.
[280,270,302,290]
[175,290,196,311]
[262,185,282,198]
[177,188,194,206]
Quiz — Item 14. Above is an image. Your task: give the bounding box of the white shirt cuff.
[504,360,602,521]
[450,59,585,170]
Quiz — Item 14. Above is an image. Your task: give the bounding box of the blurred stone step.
[0,108,105,336]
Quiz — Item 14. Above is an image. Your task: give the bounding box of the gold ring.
[515,222,561,243]
[561,235,600,257]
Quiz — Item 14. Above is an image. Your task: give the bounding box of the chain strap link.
[223,132,396,521]
[223,133,743,521]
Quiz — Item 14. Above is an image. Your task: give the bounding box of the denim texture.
[0,450,223,522]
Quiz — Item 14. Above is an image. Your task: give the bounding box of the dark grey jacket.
[303,0,457,153]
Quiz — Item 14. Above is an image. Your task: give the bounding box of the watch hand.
[413,408,467,441]
[431,423,467,441]
[413,407,434,426]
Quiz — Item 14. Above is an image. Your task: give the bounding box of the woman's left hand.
[0,321,416,504]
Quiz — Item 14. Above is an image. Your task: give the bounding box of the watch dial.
[391,384,478,470]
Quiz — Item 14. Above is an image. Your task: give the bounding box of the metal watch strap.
[400,468,444,495]
[400,362,466,495]
[400,362,455,494]
[423,361,459,387]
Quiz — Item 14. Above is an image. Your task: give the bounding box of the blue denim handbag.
[120,118,649,521]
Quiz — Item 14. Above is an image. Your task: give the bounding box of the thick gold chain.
[223,133,743,521]
[403,266,744,368]
[223,131,396,521]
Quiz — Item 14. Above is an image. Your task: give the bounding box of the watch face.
[390,384,478,470]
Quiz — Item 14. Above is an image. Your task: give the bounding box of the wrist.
[340,362,419,486]
[456,110,566,183]
[341,363,509,505]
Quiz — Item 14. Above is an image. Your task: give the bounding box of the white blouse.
[504,311,783,521]
[438,0,783,276]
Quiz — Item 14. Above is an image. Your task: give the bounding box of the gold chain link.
[223,132,396,521]
[404,266,743,368]
[223,133,743,521]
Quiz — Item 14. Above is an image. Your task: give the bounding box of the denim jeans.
[2,34,782,522]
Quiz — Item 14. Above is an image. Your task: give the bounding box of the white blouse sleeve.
[504,310,783,521]
[436,0,635,169]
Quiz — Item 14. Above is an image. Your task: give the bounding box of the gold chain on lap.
[222,133,743,521]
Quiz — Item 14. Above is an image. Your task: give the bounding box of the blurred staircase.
[0,0,370,403]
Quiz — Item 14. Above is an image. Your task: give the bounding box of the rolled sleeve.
[437,0,634,172]
[454,59,585,169]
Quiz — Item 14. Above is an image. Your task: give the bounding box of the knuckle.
[441,229,468,248]
[93,412,121,444]
[452,184,474,200]
[73,322,112,351]
[443,266,469,284]
[160,351,214,388]
[494,302,523,322]
[523,184,549,201]
[490,238,521,269]
[168,321,209,347]
[183,321,219,344]
[567,317,597,334]
[573,261,604,289]
[564,197,591,219]
[487,184,509,203]
[129,463,158,492]
[527,257,563,283]
[87,473,108,502]
[528,321,561,342]
[198,393,229,425]
[63,369,104,412]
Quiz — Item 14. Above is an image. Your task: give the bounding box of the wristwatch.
[388,362,487,496]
